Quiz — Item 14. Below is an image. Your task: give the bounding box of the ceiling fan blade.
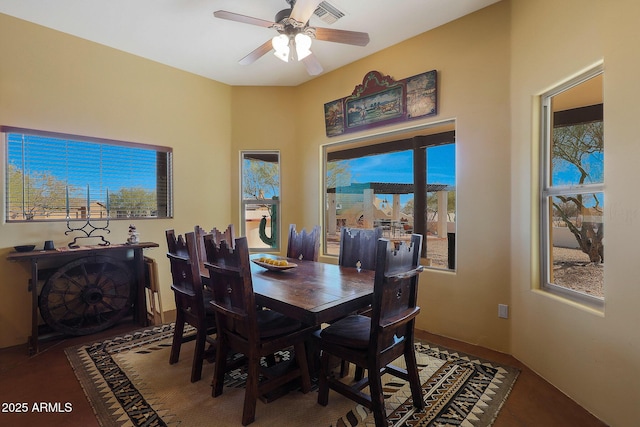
[213,10,275,28]
[302,53,324,76]
[314,27,370,46]
[290,0,323,24]
[239,40,274,65]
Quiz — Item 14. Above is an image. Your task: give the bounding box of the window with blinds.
[3,127,172,222]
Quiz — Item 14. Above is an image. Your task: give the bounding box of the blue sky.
[553,153,604,186]
[346,144,455,186]
[338,144,456,206]
[8,133,157,202]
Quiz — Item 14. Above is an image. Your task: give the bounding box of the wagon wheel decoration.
[39,256,133,336]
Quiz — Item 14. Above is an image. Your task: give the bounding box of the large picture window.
[3,127,172,221]
[324,122,456,270]
[540,65,604,306]
[241,151,280,251]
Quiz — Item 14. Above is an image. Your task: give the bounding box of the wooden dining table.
[199,253,375,385]
[248,254,375,327]
[248,254,375,383]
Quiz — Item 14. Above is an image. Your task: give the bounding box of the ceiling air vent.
[314,1,345,25]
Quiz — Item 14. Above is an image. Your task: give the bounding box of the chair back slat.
[338,227,383,271]
[370,234,423,357]
[165,229,189,257]
[204,236,257,341]
[286,224,321,261]
[194,224,235,276]
[166,231,206,319]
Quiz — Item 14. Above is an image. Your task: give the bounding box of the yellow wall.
[510,0,640,425]
[0,14,233,346]
[229,86,301,238]
[228,3,512,354]
[294,3,513,351]
[2,1,639,424]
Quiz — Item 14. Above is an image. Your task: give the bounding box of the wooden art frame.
[324,70,437,137]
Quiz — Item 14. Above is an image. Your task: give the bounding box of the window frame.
[3,126,173,222]
[322,121,456,269]
[240,150,281,252]
[539,65,604,307]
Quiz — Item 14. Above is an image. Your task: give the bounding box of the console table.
[7,242,159,354]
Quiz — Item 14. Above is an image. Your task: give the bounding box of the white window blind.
[3,126,172,221]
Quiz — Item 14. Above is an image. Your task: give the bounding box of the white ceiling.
[0,0,500,87]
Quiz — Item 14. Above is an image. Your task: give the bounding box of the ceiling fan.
[213,0,370,76]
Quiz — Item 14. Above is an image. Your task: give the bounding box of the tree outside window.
[541,66,604,306]
[241,151,280,250]
[3,128,172,222]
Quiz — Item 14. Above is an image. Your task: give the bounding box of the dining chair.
[204,235,314,426]
[165,229,217,382]
[337,226,383,377]
[338,226,383,271]
[194,224,235,278]
[317,234,425,427]
[286,224,321,261]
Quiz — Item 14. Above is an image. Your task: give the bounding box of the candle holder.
[65,184,111,248]
[65,217,111,248]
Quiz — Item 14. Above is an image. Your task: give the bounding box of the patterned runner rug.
[65,324,519,427]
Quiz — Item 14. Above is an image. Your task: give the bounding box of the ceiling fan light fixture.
[214,1,368,75]
[294,33,312,60]
[272,34,290,62]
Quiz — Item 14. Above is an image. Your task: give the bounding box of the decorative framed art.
[324,69,437,137]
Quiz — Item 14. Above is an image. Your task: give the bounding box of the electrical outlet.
[498,304,509,319]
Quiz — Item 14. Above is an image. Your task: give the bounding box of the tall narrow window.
[540,66,604,306]
[324,123,456,270]
[241,151,280,251]
[3,127,172,221]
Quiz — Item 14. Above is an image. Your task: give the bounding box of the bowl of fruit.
[252,256,297,271]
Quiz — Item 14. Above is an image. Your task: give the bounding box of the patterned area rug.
[65,324,519,427]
